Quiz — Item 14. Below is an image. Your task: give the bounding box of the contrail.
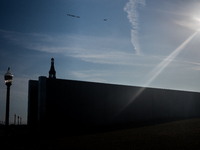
[124,0,145,55]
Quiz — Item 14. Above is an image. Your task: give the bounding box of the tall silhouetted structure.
[49,58,56,79]
[28,58,200,132]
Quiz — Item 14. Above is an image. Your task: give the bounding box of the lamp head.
[4,67,13,85]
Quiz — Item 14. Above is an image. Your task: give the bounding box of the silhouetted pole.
[14,114,16,125]
[20,117,22,125]
[4,67,13,133]
[18,116,19,125]
[5,83,11,127]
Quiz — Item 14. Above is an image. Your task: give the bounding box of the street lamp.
[4,67,13,129]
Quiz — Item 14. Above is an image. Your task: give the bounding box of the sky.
[1,0,200,124]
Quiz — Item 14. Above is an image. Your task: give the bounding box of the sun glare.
[115,31,199,116]
[193,16,200,22]
[192,16,200,31]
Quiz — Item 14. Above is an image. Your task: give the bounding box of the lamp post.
[20,117,22,125]
[14,114,16,125]
[18,116,19,125]
[4,67,13,130]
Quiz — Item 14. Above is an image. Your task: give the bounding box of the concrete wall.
[31,77,200,128]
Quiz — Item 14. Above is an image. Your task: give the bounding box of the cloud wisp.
[0,30,158,67]
[2,29,200,70]
[124,0,145,55]
[70,70,108,83]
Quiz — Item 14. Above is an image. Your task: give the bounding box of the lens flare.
[116,31,199,116]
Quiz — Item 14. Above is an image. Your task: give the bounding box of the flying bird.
[104,19,107,21]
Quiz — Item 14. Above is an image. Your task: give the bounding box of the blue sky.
[1,0,200,124]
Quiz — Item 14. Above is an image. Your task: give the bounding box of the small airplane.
[67,14,80,18]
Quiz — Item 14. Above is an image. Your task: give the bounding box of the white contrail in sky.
[124,0,145,55]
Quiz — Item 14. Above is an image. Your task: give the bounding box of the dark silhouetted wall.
[28,76,200,129]
[28,80,38,127]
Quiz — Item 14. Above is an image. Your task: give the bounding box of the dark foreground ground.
[1,118,200,149]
